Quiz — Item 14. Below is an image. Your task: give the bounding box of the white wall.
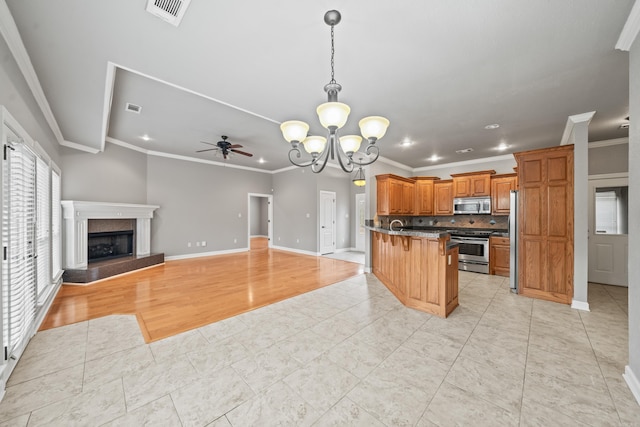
[626,35,640,402]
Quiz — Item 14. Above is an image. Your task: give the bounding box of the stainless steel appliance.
[453,197,491,215]
[449,229,491,274]
[509,190,518,293]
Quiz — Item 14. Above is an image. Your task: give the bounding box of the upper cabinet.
[413,177,440,216]
[491,173,518,215]
[376,174,416,216]
[451,170,495,197]
[433,180,454,216]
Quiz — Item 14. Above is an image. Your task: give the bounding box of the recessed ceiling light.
[400,137,413,147]
[619,123,629,129]
[497,142,510,151]
[484,123,500,130]
[258,158,266,164]
[428,154,440,162]
[140,134,151,141]
[456,148,474,154]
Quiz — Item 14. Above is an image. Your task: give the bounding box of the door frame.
[588,173,629,286]
[247,193,273,249]
[319,190,336,255]
[355,193,366,252]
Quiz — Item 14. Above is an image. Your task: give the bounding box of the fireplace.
[88,230,134,262]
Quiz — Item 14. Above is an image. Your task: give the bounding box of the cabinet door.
[491,176,517,215]
[415,180,434,215]
[376,177,389,215]
[470,175,491,196]
[402,182,415,214]
[389,180,403,214]
[516,146,573,304]
[453,177,471,198]
[434,182,453,215]
[489,236,510,276]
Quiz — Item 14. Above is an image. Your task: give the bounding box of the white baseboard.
[165,248,248,261]
[250,235,269,238]
[364,267,372,273]
[271,245,319,257]
[624,365,640,406]
[571,299,590,311]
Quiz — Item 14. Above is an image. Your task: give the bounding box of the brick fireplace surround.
[61,201,164,284]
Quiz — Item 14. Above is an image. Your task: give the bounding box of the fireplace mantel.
[61,201,159,270]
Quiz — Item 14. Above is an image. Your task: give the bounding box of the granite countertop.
[365,225,449,239]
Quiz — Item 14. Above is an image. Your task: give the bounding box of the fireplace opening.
[88,230,134,262]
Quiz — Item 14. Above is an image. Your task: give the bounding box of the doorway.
[588,177,628,286]
[319,191,336,255]
[248,194,273,250]
[355,193,366,252]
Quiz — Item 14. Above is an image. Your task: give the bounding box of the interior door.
[588,178,628,286]
[319,191,336,255]
[355,193,365,251]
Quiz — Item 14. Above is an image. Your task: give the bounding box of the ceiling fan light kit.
[280,10,390,174]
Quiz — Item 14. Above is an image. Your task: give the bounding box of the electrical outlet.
[296,238,299,243]
[306,213,310,218]
[278,237,281,241]
[202,241,206,247]
[234,238,237,243]
[187,242,191,247]
[238,213,242,218]
[196,241,201,247]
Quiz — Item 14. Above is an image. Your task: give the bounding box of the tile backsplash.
[377,215,508,230]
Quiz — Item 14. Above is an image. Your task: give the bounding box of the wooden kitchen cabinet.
[372,231,458,317]
[413,177,440,215]
[451,170,495,197]
[376,174,415,216]
[514,145,574,304]
[491,173,518,215]
[433,180,454,215]
[489,236,510,277]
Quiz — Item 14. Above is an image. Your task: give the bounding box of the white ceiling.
[5,0,634,172]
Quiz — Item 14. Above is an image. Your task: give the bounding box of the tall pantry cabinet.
[514,145,574,304]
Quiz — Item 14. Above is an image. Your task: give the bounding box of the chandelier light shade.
[281,10,389,174]
[352,167,366,186]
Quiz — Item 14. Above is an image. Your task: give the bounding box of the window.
[595,186,628,235]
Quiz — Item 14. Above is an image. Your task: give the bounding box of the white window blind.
[35,156,51,300]
[2,139,37,359]
[51,169,61,282]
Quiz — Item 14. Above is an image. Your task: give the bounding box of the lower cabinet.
[372,231,458,317]
[489,236,510,277]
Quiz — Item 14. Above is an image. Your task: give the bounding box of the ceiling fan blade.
[196,148,218,153]
[199,141,218,147]
[230,149,253,157]
[228,144,243,149]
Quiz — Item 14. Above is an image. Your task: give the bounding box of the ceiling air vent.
[146,0,192,26]
[456,148,474,154]
[125,103,142,114]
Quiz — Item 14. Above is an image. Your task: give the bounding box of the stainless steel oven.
[449,233,490,274]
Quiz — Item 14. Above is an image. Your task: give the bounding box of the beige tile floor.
[0,272,638,426]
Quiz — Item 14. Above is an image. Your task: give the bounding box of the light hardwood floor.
[42,240,363,342]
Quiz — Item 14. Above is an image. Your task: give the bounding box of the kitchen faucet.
[389,219,404,230]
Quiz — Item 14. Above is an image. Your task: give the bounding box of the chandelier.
[280,10,390,174]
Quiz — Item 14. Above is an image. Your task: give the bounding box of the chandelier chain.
[330,25,336,84]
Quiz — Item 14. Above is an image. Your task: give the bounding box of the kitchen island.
[368,227,459,317]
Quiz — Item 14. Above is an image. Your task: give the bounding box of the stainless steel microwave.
[453,197,491,214]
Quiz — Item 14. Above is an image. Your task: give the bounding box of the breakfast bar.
[368,226,459,318]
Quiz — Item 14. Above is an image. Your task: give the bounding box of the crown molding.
[560,111,596,146]
[412,154,515,173]
[377,155,413,171]
[616,1,640,51]
[60,139,100,154]
[588,137,629,148]
[0,0,65,144]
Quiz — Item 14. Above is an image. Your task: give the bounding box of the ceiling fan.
[196,135,253,159]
